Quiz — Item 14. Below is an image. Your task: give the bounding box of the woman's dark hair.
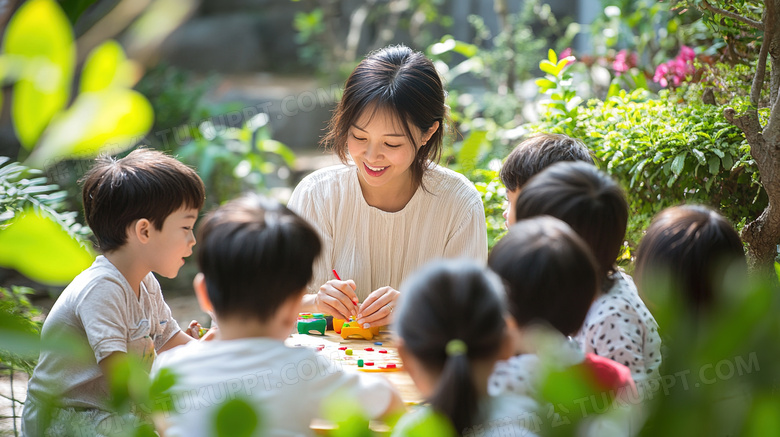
[395,259,506,434]
[514,161,628,285]
[321,44,447,191]
[634,205,746,316]
[489,216,600,336]
[500,133,595,192]
[80,148,205,252]
[196,194,321,321]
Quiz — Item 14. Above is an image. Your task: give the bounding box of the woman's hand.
[357,286,400,329]
[316,279,359,320]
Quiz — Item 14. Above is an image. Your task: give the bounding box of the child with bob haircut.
[512,161,662,385]
[488,216,637,434]
[634,205,747,318]
[500,133,594,228]
[151,194,403,436]
[23,148,206,436]
[391,259,538,436]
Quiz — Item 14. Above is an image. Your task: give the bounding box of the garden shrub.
[531,88,765,248]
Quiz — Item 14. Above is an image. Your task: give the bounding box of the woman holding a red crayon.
[288,45,487,329]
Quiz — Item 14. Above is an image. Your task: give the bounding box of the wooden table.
[288,330,422,435]
[287,330,422,405]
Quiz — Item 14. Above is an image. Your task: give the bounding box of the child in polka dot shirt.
[511,161,662,386]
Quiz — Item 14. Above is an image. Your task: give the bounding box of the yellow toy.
[336,317,380,340]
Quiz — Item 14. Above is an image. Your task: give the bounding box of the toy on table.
[335,316,380,340]
[297,313,327,335]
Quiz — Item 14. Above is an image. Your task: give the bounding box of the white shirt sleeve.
[288,174,335,294]
[76,280,129,363]
[443,196,488,263]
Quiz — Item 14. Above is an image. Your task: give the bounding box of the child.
[634,205,747,318]
[488,216,637,433]
[391,259,538,436]
[500,133,594,227]
[22,148,206,436]
[151,194,403,436]
[512,161,662,385]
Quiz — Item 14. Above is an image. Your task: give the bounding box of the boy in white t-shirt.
[22,148,208,436]
[151,194,404,436]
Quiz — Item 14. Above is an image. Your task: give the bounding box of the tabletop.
[286,329,422,405]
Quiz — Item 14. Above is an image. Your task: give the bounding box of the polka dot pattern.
[573,271,662,383]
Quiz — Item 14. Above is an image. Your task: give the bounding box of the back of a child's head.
[500,133,594,191]
[80,148,205,253]
[634,205,746,316]
[395,259,506,434]
[489,216,599,336]
[514,161,628,282]
[196,194,321,322]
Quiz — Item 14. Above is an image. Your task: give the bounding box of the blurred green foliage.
[0,286,42,374]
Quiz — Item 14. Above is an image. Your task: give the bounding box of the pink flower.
[653,46,697,88]
[560,47,574,67]
[679,45,695,62]
[653,63,669,86]
[613,50,637,75]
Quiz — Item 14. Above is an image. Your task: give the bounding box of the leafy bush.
[0,286,42,373]
[0,157,90,241]
[528,49,765,248]
[176,111,297,212]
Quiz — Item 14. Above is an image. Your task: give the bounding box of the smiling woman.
[288,45,487,330]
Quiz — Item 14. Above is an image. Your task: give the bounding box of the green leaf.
[722,154,734,170]
[691,148,706,165]
[548,48,558,64]
[632,70,649,90]
[429,37,478,58]
[214,398,259,437]
[80,40,139,93]
[256,139,296,167]
[4,0,75,148]
[535,78,556,92]
[539,59,560,76]
[0,210,95,285]
[743,396,780,437]
[27,89,153,167]
[708,155,720,175]
[671,152,687,176]
[775,262,780,283]
[607,81,621,99]
[457,130,488,174]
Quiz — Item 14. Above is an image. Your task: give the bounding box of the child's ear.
[133,219,152,243]
[193,273,215,314]
[502,315,523,358]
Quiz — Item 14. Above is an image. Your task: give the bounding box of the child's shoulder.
[58,256,132,303]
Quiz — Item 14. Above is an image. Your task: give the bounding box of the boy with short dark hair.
[23,148,207,436]
[500,133,594,227]
[488,216,637,433]
[151,194,403,436]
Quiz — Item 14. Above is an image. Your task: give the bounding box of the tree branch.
[700,0,764,30]
[752,27,770,106]
[725,107,764,145]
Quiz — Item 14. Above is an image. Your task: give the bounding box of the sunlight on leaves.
[3,0,74,148]
[0,210,95,285]
[80,40,142,93]
[28,89,153,167]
